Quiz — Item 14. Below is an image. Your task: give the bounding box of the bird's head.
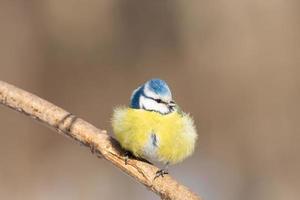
[130,79,176,114]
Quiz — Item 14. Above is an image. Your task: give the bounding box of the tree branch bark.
[0,80,201,200]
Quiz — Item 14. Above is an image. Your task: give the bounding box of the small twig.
[0,80,201,200]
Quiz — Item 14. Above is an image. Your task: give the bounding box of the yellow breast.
[112,107,197,165]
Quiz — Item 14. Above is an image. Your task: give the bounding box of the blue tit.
[112,79,197,178]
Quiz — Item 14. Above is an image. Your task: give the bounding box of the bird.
[112,78,197,178]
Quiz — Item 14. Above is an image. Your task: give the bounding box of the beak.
[168,100,176,110]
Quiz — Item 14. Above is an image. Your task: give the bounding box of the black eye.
[155,99,162,103]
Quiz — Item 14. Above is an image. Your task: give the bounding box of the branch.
[0,80,201,200]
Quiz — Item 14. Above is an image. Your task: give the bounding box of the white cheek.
[139,96,169,114]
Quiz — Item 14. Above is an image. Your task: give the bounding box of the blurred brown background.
[0,1,299,200]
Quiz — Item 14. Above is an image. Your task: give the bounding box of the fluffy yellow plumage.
[112,107,197,165]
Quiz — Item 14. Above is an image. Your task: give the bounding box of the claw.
[154,169,169,179]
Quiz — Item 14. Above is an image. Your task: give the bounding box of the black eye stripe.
[142,94,166,104]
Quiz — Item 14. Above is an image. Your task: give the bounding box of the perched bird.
[112,79,197,178]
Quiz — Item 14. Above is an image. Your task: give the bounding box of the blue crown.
[147,79,171,96]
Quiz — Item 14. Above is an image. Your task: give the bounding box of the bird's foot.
[124,151,132,165]
[154,169,169,179]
